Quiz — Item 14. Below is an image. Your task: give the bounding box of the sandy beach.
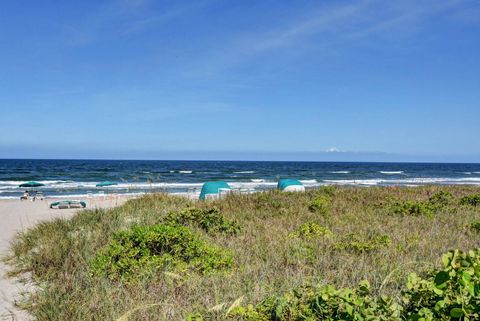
[0,196,132,321]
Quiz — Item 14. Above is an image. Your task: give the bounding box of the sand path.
[0,197,127,320]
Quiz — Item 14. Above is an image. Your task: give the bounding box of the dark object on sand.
[50,200,86,209]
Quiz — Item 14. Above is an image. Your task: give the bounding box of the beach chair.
[36,191,44,200]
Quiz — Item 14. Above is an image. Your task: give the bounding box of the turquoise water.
[1,159,479,199]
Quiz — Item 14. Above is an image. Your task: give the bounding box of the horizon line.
[1,157,479,165]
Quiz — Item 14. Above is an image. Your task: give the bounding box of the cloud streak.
[64,0,213,46]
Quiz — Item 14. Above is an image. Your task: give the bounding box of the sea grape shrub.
[226,281,402,321]
[334,234,392,253]
[428,191,454,208]
[187,249,480,321]
[402,249,480,320]
[470,221,480,232]
[164,208,240,235]
[309,195,331,215]
[460,194,480,207]
[289,222,333,240]
[90,224,233,282]
[388,200,436,217]
[387,191,455,218]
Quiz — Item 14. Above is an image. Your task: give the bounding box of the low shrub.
[387,191,455,218]
[254,192,282,210]
[289,243,316,264]
[188,249,480,321]
[388,200,436,217]
[428,191,454,208]
[470,221,480,232]
[334,234,392,253]
[90,224,233,281]
[317,185,337,197]
[230,280,401,321]
[164,207,240,235]
[460,194,480,207]
[309,195,331,215]
[403,249,480,320]
[289,222,333,240]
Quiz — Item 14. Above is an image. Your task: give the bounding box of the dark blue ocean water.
[1,159,480,199]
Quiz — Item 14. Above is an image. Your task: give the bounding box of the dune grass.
[5,186,480,320]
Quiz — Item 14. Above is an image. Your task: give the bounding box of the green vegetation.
[164,207,240,235]
[387,200,436,217]
[386,191,455,217]
[289,222,333,239]
[403,249,480,320]
[189,249,480,321]
[428,190,454,208]
[334,233,392,253]
[91,224,233,282]
[470,221,480,232]
[460,194,480,207]
[5,186,480,320]
[308,195,331,215]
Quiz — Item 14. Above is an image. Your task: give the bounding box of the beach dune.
[0,197,131,321]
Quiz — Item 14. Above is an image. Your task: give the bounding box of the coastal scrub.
[5,186,480,321]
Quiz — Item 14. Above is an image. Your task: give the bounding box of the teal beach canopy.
[277,179,303,191]
[199,181,231,200]
[19,181,45,188]
[96,181,117,187]
[50,200,86,209]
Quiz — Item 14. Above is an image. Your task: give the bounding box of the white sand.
[0,196,131,320]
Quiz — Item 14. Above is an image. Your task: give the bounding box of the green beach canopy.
[19,181,45,188]
[96,181,118,187]
[199,181,231,200]
[50,200,86,209]
[277,179,303,191]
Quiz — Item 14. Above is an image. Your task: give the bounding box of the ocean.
[1,159,480,199]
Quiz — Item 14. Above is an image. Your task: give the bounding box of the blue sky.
[1,0,479,161]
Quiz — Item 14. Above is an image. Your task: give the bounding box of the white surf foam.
[379,171,404,175]
[330,171,350,174]
[178,170,193,174]
[234,171,256,174]
[324,177,480,186]
[300,179,318,184]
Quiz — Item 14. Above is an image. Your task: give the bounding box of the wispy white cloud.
[243,0,468,54]
[64,0,213,46]
[175,0,479,86]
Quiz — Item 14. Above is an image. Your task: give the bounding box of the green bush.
[460,194,480,207]
[334,233,392,253]
[403,249,480,320]
[289,222,333,240]
[387,192,455,218]
[189,249,480,321]
[318,185,337,197]
[223,281,402,321]
[309,195,331,215]
[90,224,233,281]
[428,191,454,208]
[470,221,480,232]
[164,207,240,235]
[388,200,436,217]
[254,192,282,210]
